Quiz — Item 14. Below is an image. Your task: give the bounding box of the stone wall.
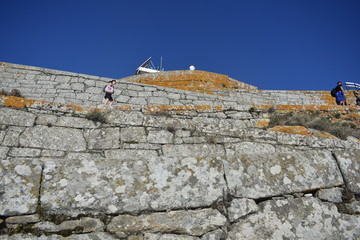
[0,98,359,239]
[1,62,356,107]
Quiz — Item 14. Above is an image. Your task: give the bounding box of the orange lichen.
[2,95,36,109]
[268,126,313,137]
[257,119,270,128]
[120,70,257,94]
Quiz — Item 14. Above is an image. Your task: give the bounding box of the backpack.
[102,85,107,93]
[330,88,337,97]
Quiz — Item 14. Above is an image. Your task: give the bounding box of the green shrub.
[85,109,107,123]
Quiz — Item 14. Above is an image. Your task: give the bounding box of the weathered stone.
[104,149,158,159]
[9,147,41,157]
[225,142,276,155]
[227,198,259,222]
[71,82,85,91]
[41,156,225,216]
[145,233,200,240]
[5,214,40,224]
[41,150,66,157]
[148,97,170,105]
[345,200,360,214]
[34,217,104,233]
[0,146,9,158]
[227,197,360,240]
[316,187,343,203]
[224,150,343,198]
[56,116,98,128]
[107,110,144,125]
[20,126,86,151]
[120,127,147,143]
[200,229,226,240]
[0,159,42,216]
[108,209,226,236]
[334,151,360,193]
[147,130,173,144]
[35,115,58,126]
[0,108,36,126]
[0,232,116,239]
[84,128,120,149]
[2,126,25,146]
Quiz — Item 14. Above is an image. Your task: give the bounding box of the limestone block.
[224,150,343,199]
[3,126,25,146]
[148,96,170,105]
[84,79,96,86]
[227,197,360,240]
[227,198,259,222]
[9,147,41,157]
[138,91,153,97]
[120,127,146,143]
[41,155,225,216]
[104,149,158,159]
[35,115,58,126]
[334,151,360,194]
[145,233,200,240]
[34,217,104,233]
[115,95,131,103]
[345,201,360,214]
[55,76,71,83]
[84,87,101,94]
[107,110,144,126]
[127,85,144,91]
[0,146,9,159]
[192,117,246,136]
[0,130,5,142]
[315,187,343,203]
[225,142,276,155]
[122,89,138,97]
[71,83,85,91]
[85,128,120,149]
[76,93,90,100]
[56,116,98,128]
[20,126,86,152]
[162,144,225,161]
[0,108,36,126]
[0,159,42,216]
[200,229,226,240]
[0,232,116,239]
[147,130,173,144]
[6,214,40,224]
[108,209,226,237]
[128,97,148,105]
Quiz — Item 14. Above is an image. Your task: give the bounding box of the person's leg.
[104,98,109,105]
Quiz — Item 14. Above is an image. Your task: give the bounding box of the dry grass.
[268,112,359,140]
[0,89,22,97]
[85,109,107,123]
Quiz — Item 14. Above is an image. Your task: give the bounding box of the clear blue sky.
[1,0,359,90]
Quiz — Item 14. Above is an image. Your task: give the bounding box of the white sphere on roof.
[189,65,195,70]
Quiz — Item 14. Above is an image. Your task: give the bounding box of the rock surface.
[334,150,360,194]
[224,150,344,198]
[108,209,227,236]
[227,197,360,239]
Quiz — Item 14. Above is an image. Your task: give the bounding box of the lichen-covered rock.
[334,150,360,194]
[56,116,98,128]
[0,108,36,126]
[41,156,225,216]
[224,150,343,198]
[34,217,104,233]
[84,128,120,149]
[147,130,173,143]
[144,233,200,240]
[19,126,86,151]
[227,198,259,222]
[108,209,226,236]
[107,110,144,126]
[315,187,343,203]
[0,159,42,216]
[225,142,276,155]
[0,146,9,158]
[200,228,226,240]
[0,232,116,239]
[227,197,360,240]
[5,214,40,224]
[120,126,147,143]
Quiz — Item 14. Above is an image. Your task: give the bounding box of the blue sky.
[1,0,359,90]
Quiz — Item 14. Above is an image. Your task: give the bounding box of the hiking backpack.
[330,88,337,97]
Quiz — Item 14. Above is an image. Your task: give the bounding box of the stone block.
[9,148,41,157]
[55,76,71,83]
[128,97,148,105]
[20,126,86,152]
[6,214,40,224]
[145,233,200,240]
[2,126,25,146]
[334,151,360,194]
[224,150,343,199]
[201,229,226,240]
[85,128,120,149]
[35,115,58,126]
[148,97,170,105]
[225,142,276,155]
[227,197,360,240]
[0,159,42,216]
[71,83,85,92]
[107,111,144,126]
[108,209,226,237]
[56,116,98,129]
[120,127,146,143]
[316,187,343,203]
[0,146,9,159]
[227,198,259,222]
[41,155,226,216]
[104,149,158,159]
[84,79,96,86]
[0,108,36,127]
[34,217,104,233]
[147,130,173,144]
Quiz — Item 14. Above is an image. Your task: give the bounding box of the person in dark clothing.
[334,81,348,105]
[354,91,360,105]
